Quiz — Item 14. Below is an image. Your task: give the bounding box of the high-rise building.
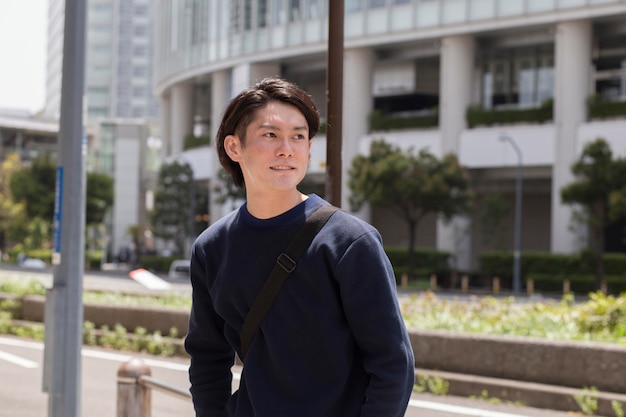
[45,0,161,260]
[45,0,158,121]
[153,0,626,270]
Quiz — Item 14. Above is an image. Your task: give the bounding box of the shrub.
[183,134,211,150]
[385,247,450,281]
[466,99,553,128]
[369,109,439,131]
[588,94,626,120]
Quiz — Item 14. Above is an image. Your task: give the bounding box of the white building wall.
[437,34,475,270]
[113,136,140,256]
[552,20,593,253]
[342,48,374,213]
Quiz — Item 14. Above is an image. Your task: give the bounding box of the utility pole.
[500,133,523,294]
[325,0,344,207]
[43,1,87,416]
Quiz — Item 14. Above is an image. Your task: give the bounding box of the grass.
[400,290,626,345]
[2,274,626,345]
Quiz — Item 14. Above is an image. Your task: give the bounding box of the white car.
[20,258,47,269]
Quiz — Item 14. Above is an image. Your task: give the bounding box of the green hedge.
[183,134,211,150]
[466,99,553,128]
[139,255,180,273]
[588,95,626,120]
[384,247,450,279]
[526,273,626,294]
[369,110,439,131]
[480,251,626,293]
[5,248,102,270]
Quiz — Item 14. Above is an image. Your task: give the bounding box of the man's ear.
[224,135,242,162]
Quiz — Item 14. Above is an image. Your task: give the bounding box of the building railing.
[154,0,626,89]
[117,358,191,417]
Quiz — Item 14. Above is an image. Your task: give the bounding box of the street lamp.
[499,133,523,294]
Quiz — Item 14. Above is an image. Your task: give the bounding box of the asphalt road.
[0,265,579,417]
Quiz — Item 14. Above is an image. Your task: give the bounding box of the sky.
[0,0,47,113]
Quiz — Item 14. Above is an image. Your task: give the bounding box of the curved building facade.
[153,0,626,270]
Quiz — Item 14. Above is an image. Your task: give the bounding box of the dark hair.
[216,77,320,188]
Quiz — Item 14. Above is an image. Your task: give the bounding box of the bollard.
[492,276,500,295]
[117,358,152,417]
[401,273,408,288]
[461,275,469,293]
[429,274,437,290]
[563,279,570,295]
[526,278,534,296]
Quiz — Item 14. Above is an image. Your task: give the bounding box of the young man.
[185,77,415,417]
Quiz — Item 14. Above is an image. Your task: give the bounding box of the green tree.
[561,138,626,289]
[9,156,114,250]
[213,167,246,206]
[150,160,193,256]
[349,139,473,278]
[0,153,26,251]
[10,156,56,220]
[86,172,114,225]
[479,194,509,249]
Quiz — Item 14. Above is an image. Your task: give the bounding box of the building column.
[342,47,374,215]
[209,70,230,224]
[231,62,281,97]
[436,34,475,271]
[552,20,592,253]
[170,83,194,155]
[159,93,171,158]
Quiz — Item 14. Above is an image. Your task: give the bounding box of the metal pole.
[43,1,87,416]
[500,134,523,294]
[189,169,195,256]
[325,0,344,207]
[117,359,152,417]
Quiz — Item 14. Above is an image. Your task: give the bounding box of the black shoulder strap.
[239,204,339,360]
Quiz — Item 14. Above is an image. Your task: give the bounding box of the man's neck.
[245,191,309,219]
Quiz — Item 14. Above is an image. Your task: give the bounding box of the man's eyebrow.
[258,123,308,131]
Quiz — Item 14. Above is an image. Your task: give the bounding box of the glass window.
[480,45,554,109]
[133,87,146,97]
[259,0,268,27]
[230,1,242,33]
[305,0,322,18]
[244,0,253,30]
[134,25,147,37]
[346,0,362,12]
[134,4,148,15]
[368,0,387,7]
[273,0,286,24]
[289,0,301,21]
[133,66,147,77]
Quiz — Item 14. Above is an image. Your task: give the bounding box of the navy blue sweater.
[185,194,414,417]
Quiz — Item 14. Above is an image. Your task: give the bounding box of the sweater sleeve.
[185,242,236,417]
[334,229,415,417]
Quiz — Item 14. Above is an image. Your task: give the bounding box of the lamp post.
[499,133,523,294]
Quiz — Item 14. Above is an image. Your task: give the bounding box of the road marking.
[0,336,234,376]
[409,399,532,417]
[0,336,44,350]
[0,350,38,368]
[82,349,189,371]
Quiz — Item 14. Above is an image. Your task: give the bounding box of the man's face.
[224,101,312,196]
